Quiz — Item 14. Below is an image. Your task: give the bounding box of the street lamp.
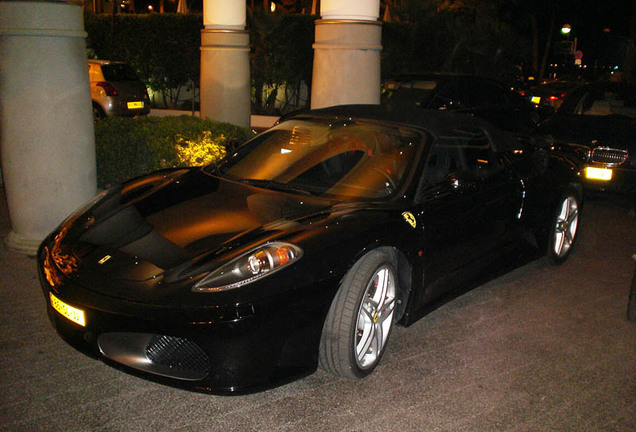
[561,24,572,35]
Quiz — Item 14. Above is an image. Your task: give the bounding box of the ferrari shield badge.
[402,211,417,229]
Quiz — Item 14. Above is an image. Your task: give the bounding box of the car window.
[423,137,463,184]
[455,126,500,178]
[423,125,499,185]
[382,80,437,108]
[101,64,141,82]
[383,87,430,107]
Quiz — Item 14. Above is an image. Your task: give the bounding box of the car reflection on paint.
[38,105,582,394]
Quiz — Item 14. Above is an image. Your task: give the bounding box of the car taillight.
[549,93,567,102]
[96,82,118,97]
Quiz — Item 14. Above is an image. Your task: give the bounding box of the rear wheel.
[319,250,397,378]
[547,191,580,264]
[93,103,106,121]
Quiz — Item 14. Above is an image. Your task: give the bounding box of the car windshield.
[209,118,424,200]
[382,80,438,107]
[101,64,141,82]
[561,83,636,118]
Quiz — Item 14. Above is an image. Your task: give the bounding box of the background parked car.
[538,81,636,195]
[382,73,550,133]
[524,80,581,110]
[88,60,150,120]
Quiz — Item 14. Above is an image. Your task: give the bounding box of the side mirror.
[226,139,241,153]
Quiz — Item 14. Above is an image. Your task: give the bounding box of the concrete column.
[311,0,382,109]
[200,0,251,128]
[0,1,97,255]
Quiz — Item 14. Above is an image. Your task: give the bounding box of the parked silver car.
[88,60,150,120]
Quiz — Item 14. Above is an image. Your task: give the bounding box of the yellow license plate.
[127,101,144,109]
[50,293,86,327]
[531,96,541,104]
[585,166,612,181]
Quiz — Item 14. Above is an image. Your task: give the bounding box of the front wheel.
[319,250,397,378]
[547,191,580,264]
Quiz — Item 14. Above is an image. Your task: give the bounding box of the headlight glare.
[193,242,302,292]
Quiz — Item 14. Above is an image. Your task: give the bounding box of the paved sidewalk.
[1,186,634,432]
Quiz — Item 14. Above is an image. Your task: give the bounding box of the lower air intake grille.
[591,148,628,165]
[145,335,211,378]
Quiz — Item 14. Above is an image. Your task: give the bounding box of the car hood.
[54,169,334,287]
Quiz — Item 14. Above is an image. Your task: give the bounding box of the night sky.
[556,0,634,67]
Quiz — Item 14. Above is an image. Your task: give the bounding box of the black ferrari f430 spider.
[38,105,582,394]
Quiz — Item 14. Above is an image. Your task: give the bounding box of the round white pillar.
[0,1,97,255]
[320,0,381,20]
[311,0,382,109]
[204,0,246,29]
[200,0,251,128]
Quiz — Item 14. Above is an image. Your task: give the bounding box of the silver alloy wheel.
[553,196,579,258]
[355,265,396,369]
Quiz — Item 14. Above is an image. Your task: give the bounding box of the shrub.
[176,131,227,166]
[84,13,202,100]
[94,115,253,188]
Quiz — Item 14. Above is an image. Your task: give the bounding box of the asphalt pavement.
[0,186,634,432]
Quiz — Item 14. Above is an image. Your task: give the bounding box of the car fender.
[300,207,423,324]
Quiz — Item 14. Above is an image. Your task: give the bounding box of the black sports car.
[538,81,636,195]
[382,73,548,133]
[38,105,582,394]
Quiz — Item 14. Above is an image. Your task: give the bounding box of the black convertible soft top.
[287,104,523,153]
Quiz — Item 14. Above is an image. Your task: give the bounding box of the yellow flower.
[176,131,227,166]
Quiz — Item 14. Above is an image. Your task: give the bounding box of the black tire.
[93,103,106,121]
[547,189,581,265]
[627,256,636,322]
[319,250,398,378]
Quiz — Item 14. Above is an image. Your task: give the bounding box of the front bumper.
[37,246,330,394]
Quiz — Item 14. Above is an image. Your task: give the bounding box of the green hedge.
[85,13,202,95]
[95,116,254,189]
[84,12,316,112]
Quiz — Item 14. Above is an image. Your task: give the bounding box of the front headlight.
[193,242,303,292]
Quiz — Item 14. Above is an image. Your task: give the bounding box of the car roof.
[383,72,505,86]
[88,59,126,66]
[291,104,487,133]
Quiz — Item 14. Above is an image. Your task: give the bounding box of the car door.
[413,124,524,303]
[455,125,525,249]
